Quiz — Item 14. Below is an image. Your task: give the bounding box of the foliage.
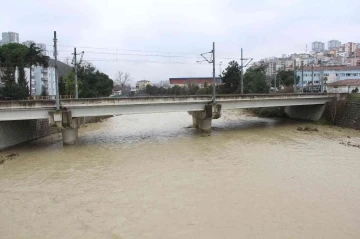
[77,62,114,98]
[351,87,359,93]
[63,71,76,96]
[243,66,270,93]
[0,43,49,97]
[219,61,241,93]
[277,70,300,87]
[0,83,29,100]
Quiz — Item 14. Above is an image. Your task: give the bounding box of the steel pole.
[54,31,60,110]
[74,47,78,98]
[212,42,216,103]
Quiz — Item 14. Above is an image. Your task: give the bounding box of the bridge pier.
[62,127,78,145]
[192,116,199,128]
[285,104,326,121]
[189,104,221,133]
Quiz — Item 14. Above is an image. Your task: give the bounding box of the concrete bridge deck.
[0,94,334,121]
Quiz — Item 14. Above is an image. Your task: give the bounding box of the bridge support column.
[188,104,222,133]
[285,104,326,121]
[62,127,78,145]
[192,116,199,128]
[61,111,80,145]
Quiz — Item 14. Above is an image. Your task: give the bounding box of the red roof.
[302,66,360,71]
[327,79,360,86]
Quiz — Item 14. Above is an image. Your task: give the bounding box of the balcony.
[41,68,48,73]
[41,77,48,81]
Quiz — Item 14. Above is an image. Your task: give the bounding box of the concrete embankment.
[0,116,111,150]
[249,94,360,130]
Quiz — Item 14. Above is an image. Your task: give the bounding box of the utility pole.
[212,42,216,103]
[240,48,244,94]
[311,61,314,93]
[293,59,296,93]
[72,48,84,98]
[198,42,216,103]
[301,60,304,93]
[53,31,60,110]
[74,48,78,98]
[274,62,277,92]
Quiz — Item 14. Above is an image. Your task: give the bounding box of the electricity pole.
[311,61,314,93]
[274,62,277,92]
[293,59,296,93]
[301,60,304,93]
[212,42,215,103]
[240,48,243,94]
[72,48,84,98]
[198,42,216,103]
[53,31,60,110]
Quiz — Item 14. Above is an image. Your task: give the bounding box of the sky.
[1,0,360,85]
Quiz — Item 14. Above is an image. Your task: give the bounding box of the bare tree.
[114,71,132,94]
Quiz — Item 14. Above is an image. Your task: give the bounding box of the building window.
[340,73,345,76]
[353,73,357,76]
[346,73,351,76]
[336,74,338,76]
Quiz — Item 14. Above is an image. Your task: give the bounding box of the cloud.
[1,0,359,84]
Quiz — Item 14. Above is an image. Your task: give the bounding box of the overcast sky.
[2,0,360,84]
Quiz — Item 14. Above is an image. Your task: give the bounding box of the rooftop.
[302,66,360,71]
[327,79,360,87]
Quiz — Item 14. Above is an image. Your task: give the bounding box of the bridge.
[0,94,335,144]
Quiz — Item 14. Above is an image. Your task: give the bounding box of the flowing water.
[1,110,360,239]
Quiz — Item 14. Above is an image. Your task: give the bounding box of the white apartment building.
[328,40,341,50]
[0,32,19,45]
[296,66,360,92]
[312,41,325,53]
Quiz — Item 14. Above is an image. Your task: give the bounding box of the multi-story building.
[22,41,47,55]
[296,66,360,92]
[136,80,152,91]
[344,42,357,56]
[169,77,221,87]
[328,40,341,50]
[312,41,325,53]
[1,32,19,45]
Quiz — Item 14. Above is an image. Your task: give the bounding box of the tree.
[277,70,300,87]
[63,71,76,96]
[243,66,270,93]
[114,71,132,94]
[220,61,241,93]
[25,43,49,95]
[77,62,113,98]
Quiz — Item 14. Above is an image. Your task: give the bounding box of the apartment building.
[296,66,360,92]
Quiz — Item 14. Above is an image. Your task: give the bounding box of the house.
[136,80,152,91]
[169,77,221,87]
[327,79,360,93]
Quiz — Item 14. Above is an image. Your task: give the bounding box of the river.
[1,109,360,239]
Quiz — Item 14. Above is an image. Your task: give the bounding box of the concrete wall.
[0,116,110,150]
[335,102,360,129]
[285,104,326,121]
[0,119,56,150]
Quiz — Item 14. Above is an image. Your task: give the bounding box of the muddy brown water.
[1,110,360,239]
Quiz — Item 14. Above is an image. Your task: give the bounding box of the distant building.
[312,41,325,53]
[1,32,19,45]
[296,66,360,92]
[328,40,341,50]
[22,41,47,55]
[136,80,152,91]
[327,79,360,93]
[169,77,221,87]
[344,42,357,56]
